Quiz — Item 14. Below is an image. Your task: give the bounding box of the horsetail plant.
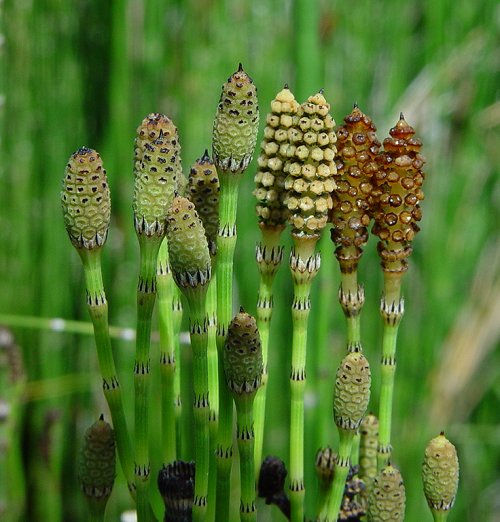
[253,85,300,473]
[186,150,220,520]
[77,415,116,522]
[166,195,212,521]
[422,432,459,522]
[212,63,259,520]
[133,113,182,520]
[371,114,425,469]
[319,351,371,521]
[61,147,135,494]
[330,104,380,352]
[223,309,263,522]
[283,90,337,522]
[367,464,406,522]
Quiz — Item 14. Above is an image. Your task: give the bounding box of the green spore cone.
[78,415,116,520]
[133,113,182,237]
[61,147,110,251]
[212,64,259,174]
[422,432,459,519]
[367,464,406,522]
[187,150,220,257]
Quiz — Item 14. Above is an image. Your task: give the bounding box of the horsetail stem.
[166,195,212,521]
[156,240,177,465]
[422,432,459,522]
[187,151,220,520]
[371,114,425,469]
[284,90,337,522]
[367,464,406,522]
[331,104,380,352]
[223,309,263,522]
[77,415,116,522]
[320,351,371,522]
[61,147,135,494]
[133,113,181,521]
[253,85,300,472]
[212,64,259,520]
[157,460,196,522]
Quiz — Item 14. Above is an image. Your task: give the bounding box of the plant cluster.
[61,65,459,522]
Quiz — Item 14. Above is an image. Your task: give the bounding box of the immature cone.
[223,309,263,395]
[422,432,459,513]
[284,90,337,238]
[371,114,425,273]
[367,464,406,522]
[315,446,336,488]
[157,460,196,522]
[187,150,220,256]
[165,196,211,290]
[254,85,300,227]
[133,113,182,236]
[359,413,379,498]
[334,352,371,430]
[77,415,116,503]
[61,147,111,251]
[331,105,380,273]
[212,63,259,173]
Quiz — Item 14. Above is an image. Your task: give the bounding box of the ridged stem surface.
[156,240,177,465]
[134,235,162,522]
[215,172,241,520]
[253,226,284,473]
[172,287,184,455]
[320,429,355,521]
[184,289,210,522]
[79,248,135,495]
[289,236,319,522]
[377,272,404,470]
[235,394,257,522]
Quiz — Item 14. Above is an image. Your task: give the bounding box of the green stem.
[134,235,163,522]
[431,509,450,522]
[377,272,404,470]
[215,172,241,520]
[254,226,284,473]
[172,287,184,457]
[86,499,106,522]
[320,429,355,522]
[79,248,135,495]
[206,272,219,522]
[235,394,257,522]
[184,287,210,522]
[289,236,320,522]
[157,240,177,465]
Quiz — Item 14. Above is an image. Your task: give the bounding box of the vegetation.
[0,1,498,521]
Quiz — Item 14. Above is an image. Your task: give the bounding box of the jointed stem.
[289,236,320,522]
[184,291,210,522]
[377,272,404,470]
[215,172,241,520]
[134,235,162,522]
[79,248,135,496]
[254,226,284,473]
[235,395,257,522]
[157,240,177,465]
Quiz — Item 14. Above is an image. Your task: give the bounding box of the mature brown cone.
[331,105,380,273]
[371,114,425,273]
[283,90,337,238]
[254,85,300,228]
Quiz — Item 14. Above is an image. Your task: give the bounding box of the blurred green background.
[0,0,499,521]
